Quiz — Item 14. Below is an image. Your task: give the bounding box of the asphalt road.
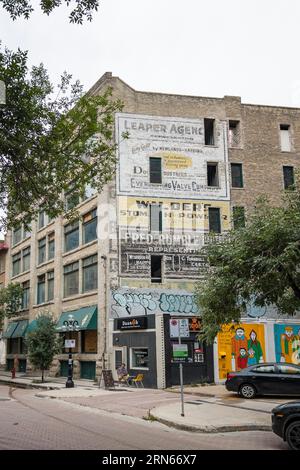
[0,385,287,450]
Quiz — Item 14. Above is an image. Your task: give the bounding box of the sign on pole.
[169,318,190,338]
[65,339,76,348]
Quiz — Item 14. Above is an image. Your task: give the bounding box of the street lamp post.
[61,314,79,388]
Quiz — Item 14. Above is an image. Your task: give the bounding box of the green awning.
[3,321,19,338]
[56,306,97,332]
[26,319,38,335]
[11,320,29,338]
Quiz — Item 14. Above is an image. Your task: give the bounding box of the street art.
[111,289,199,318]
[217,323,266,380]
[274,324,300,364]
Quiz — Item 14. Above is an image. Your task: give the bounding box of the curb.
[149,413,272,434]
[0,378,61,391]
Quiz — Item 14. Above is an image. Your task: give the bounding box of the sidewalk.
[0,372,99,390]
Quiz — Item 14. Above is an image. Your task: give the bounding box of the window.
[280,124,291,152]
[208,208,221,233]
[21,280,30,310]
[64,221,79,252]
[38,237,46,265]
[12,252,21,277]
[48,232,55,260]
[277,364,300,375]
[82,254,98,292]
[149,157,162,184]
[47,271,54,301]
[149,203,162,232]
[12,226,22,246]
[23,224,31,239]
[204,118,215,145]
[151,255,162,283]
[64,261,79,297]
[231,163,244,188]
[0,255,4,273]
[82,184,97,201]
[283,166,294,190]
[38,211,45,229]
[252,365,276,373]
[83,209,97,244]
[22,246,30,271]
[65,190,80,211]
[37,274,46,304]
[233,207,246,229]
[131,347,149,369]
[228,120,241,147]
[207,163,219,187]
[82,330,97,353]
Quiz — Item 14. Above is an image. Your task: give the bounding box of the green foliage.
[26,313,62,381]
[0,283,23,326]
[0,0,99,23]
[196,185,300,343]
[0,45,124,230]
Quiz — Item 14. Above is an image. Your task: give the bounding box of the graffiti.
[113,292,156,316]
[159,293,198,314]
[111,289,199,318]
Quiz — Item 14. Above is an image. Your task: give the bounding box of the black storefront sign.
[117,316,148,330]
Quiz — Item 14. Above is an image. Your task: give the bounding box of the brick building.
[3,73,300,384]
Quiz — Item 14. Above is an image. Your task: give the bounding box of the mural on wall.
[116,113,230,200]
[274,324,300,365]
[217,324,266,379]
[110,288,199,318]
[118,196,230,279]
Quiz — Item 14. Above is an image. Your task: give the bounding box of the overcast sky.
[1,0,300,107]
[1,1,300,236]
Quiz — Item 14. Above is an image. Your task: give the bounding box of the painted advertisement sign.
[217,323,266,380]
[119,196,230,279]
[274,324,300,365]
[110,288,200,318]
[116,113,229,200]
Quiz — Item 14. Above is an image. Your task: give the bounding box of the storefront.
[56,305,98,380]
[111,313,214,388]
[3,320,28,372]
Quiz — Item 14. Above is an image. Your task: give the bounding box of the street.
[0,385,287,450]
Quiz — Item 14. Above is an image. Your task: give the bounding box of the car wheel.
[286,421,300,450]
[239,383,256,399]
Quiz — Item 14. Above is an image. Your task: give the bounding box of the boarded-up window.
[280,124,291,152]
[229,120,241,147]
[150,204,162,232]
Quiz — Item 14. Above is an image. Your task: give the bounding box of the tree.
[195,184,300,343]
[0,45,124,230]
[0,0,99,23]
[0,283,23,328]
[26,313,62,382]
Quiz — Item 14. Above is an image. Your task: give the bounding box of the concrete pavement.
[28,381,287,433]
[0,375,289,434]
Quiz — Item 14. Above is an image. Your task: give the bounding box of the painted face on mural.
[239,348,247,357]
[250,330,257,341]
[236,328,245,338]
[285,327,293,338]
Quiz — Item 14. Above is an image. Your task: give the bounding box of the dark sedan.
[225,362,300,399]
[272,402,300,450]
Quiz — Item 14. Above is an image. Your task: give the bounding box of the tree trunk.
[42,369,44,382]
